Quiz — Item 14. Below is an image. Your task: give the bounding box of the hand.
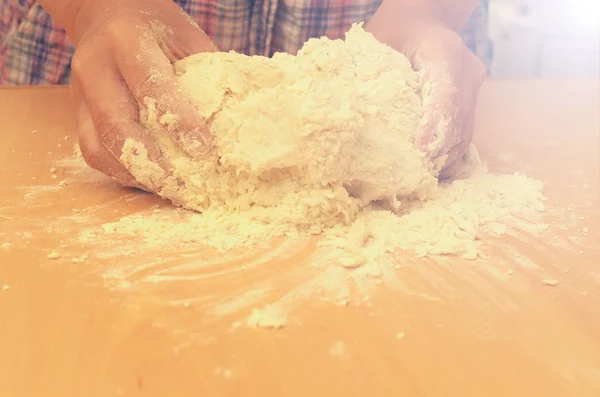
[367,11,486,178]
[67,0,217,188]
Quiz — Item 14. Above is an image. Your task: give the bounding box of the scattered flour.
[214,367,234,380]
[108,24,548,261]
[542,279,559,287]
[47,251,61,259]
[246,305,288,329]
[93,25,551,328]
[8,26,552,330]
[329,341,348,357]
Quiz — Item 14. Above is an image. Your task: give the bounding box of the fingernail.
[182,127,213,158]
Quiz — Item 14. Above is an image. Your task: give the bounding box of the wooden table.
[0,81,599,397]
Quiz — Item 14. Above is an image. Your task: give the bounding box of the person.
[0,0,491,187]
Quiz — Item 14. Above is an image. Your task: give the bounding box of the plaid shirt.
[0,0,491,85]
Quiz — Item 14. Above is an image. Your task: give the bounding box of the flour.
[97,25,552,328]
[246,306,288,329]
[542,279,559,286]
[47,251,61,259]
[329,341,348,357]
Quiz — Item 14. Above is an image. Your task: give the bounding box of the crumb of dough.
[396,332,406,340]
[73,144,83,160]
[329,341,348,357]
[71,255,88,263]
[214,367,234,379]
[542,279,559,286]
[246,306,287,329]
[49,167,57,173]
[1,242,11,249]
[47,251,61,259]
[339,253,366,269]
[2,285,10,291]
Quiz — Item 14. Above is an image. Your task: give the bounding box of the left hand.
[366,12,486,177]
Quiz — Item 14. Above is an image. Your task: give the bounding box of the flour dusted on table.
[121,24,438,236]
[101,24,549,328]
[111,23,548,259]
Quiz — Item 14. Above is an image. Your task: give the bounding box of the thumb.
[163,11,219,60]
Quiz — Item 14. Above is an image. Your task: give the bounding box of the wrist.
[40,0,120,44]
[366,5,443,58]
[366,0,479,46]
[38,0,86,39]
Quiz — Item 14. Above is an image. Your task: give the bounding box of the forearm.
[371,0,479,32]
[38,0,85,37]
[434,0,480,30]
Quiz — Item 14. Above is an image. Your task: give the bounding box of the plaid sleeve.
[271,0,492,62]
[0,1,73,85]
[462,0,492,69]
[0,0,491,85]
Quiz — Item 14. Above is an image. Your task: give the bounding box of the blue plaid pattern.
[1,0,490,85]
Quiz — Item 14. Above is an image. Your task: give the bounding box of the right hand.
[68,0,217,188]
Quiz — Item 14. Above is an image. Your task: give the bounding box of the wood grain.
[0,81,599,397]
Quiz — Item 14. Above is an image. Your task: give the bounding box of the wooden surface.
[0,81,599,397]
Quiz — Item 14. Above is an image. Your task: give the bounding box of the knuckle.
[134,73,158,98]
[450,34,466,51]
[132,71,168,102]
[104,18,130,42]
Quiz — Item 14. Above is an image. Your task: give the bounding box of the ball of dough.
[121,24,438,232]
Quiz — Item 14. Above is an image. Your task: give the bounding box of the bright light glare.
[565,0,600,32]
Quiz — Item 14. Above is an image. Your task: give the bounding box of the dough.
[121,24,437,233]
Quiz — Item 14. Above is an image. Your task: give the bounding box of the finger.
[143,3,219,60]
[71,59,172,192]
[416,64,461,157]
[457,53,485,139]
[439,111,475,179]
[442,54,485,167]
[69,79,140,188]
[161,10,219,59]
[116,36,213,158]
